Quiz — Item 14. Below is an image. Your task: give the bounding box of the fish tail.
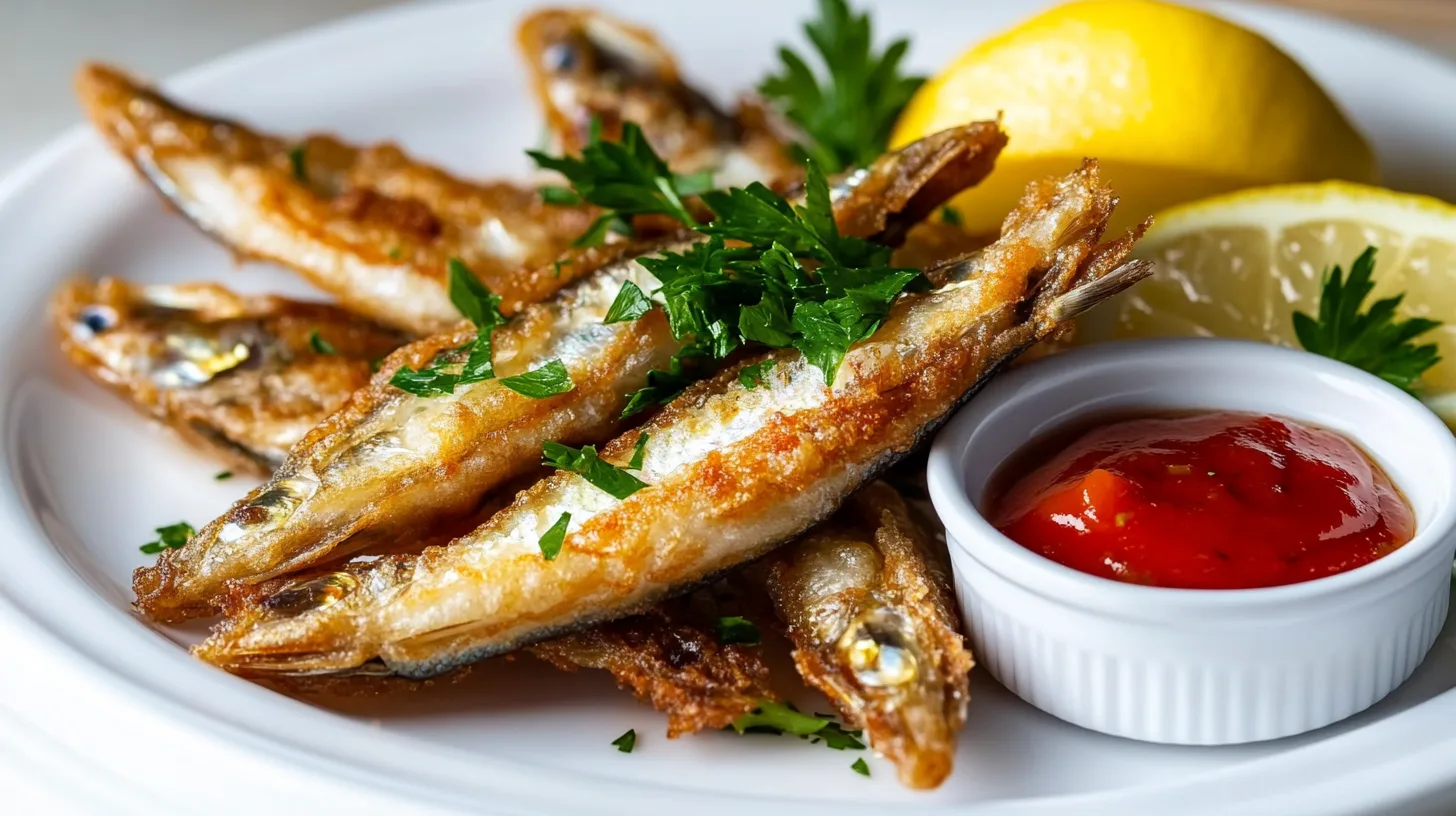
[1049,258,1155,322]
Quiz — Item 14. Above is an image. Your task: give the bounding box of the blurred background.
[0,0,1453,173]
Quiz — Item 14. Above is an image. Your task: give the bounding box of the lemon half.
[892,0,1377,234]
[1074,183,1456,424]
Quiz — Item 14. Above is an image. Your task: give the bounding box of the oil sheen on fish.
[764,482,970,789]
[194,161,1152,679]
[76,63,598,335]
[134,123,1008,622]
[52,277,405,474]
[517,8,798,187]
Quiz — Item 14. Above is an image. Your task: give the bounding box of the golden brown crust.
[51,277,405,475]
[75,63,596,334]
[530,599,773,737]
[768,483,972,789]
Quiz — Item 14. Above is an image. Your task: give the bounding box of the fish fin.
[1049,259,1155,321]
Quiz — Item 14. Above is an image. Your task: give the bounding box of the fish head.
[517,8,733,173]
[51,278,275,389]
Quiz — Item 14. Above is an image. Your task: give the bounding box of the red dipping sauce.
[988,412,1415,589]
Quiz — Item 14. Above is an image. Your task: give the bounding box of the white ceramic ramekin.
[928,338,1456,745]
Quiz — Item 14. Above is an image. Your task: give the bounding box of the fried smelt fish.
[195,162,1152,679]
[764,482,970,789]
[518,8,798,185]
[76,63,596,335]
[133,122,1008,623]
[52,277,405,474]
[530,590,773,737]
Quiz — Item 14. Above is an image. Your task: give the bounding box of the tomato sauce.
[987,412,1415,589]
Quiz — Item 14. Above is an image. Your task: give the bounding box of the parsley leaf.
[819,722,867,750]
[1293,246,1442,393]
[715,616,761,645]
[542,441,648,500]
[499,359,575,399]
[851,758,870,776]
[758,0,925,172]
[611,729,636,753]
[308,330,337,355]
[214,471,233,481]
[622,357,701,418]
[529,121,706,237]
[538,512,571,561]
[288,144,308,183]
[940,206,962,227]
[391,260,510,396]
[140,521,195,554]
[603,280,654,324]
[732,700,829,736]
[628,432,650,470]
[738,360,778,389]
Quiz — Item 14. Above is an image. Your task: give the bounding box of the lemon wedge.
[891,0,1377,234]
[1074,182,1456,424]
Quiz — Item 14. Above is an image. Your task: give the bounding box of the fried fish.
[193,162,1150,680]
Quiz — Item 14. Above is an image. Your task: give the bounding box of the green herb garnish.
[940,206,962,227]
[851,758,870,776]
[308,330,337,355]
[529,121,710,244]
[538,512,571,561]
[387,246,403,260]
[214,471,233,481]
[390,259,509,397]
[627,432,650,470]
[288,144,308,183]
[499,359,575,399]
[603,280,654,324]
[140,521,195,555]
[732,701,828,736]
[621,357,700,418]
[1293,246,1442,393]
[542,441,648,500]
[715,616,761,646]
[611,729,636,753]
[758,0,924,172]
[738,360,777,389]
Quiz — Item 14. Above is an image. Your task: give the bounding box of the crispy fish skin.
[76,63,597,335]
[517,8,798,186]
[194,161,1152,679]
[132,123,1008,623]
[529,593,773,737]
[52,277,404,474]
[132,239,683,622]
[765,482,971,789]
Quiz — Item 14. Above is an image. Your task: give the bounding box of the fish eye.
[77,305,117,334]
[543,42,577,72]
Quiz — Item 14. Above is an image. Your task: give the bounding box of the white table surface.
[2,1,1454,813]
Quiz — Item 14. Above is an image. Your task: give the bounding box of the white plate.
[2,1,1455,813]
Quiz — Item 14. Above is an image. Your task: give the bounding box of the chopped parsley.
[499,359,575,399]
[542,441,647,500]
[387,246,403,260]
[1293,246,1442,393]
[214,471,233,481]
[620,357,700,418]
[140,521,195,555]
[715,616,761,646]
[738,360,777,389]
[940,206,963,227]
[611,728,636,753]
[758,0,925,172]
[731,700,866,752]
[538,512,570,561]
[390,259,509,397]
[603,280,654,324]
[732,700,827,736]
[529,121,711,244]
[627,432,650,470]
[851,758,870,776]
[308,330,337,355]
[288,144,308,183]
